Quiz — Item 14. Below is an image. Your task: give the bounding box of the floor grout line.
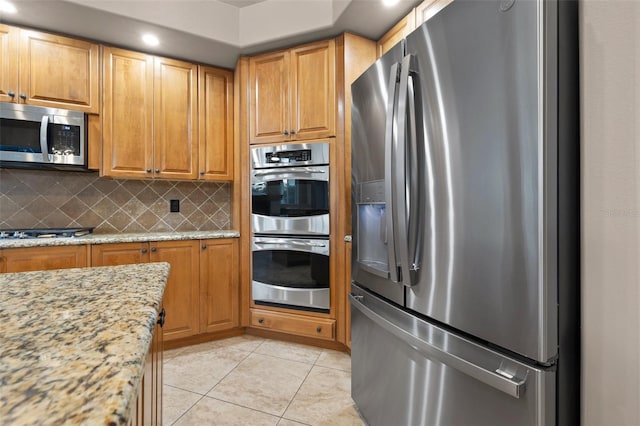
[204,395,283,419]
[279,361,315,420]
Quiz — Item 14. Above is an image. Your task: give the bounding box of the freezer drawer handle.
[349,293,527,399]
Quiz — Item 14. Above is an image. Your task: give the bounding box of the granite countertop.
[0,262,170,425]
[0,230,239,249]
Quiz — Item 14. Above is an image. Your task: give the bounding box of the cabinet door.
[290,40,336,141]
[19,29,99,112]
[150,240,200,341]
[199,239,238,333]
[0,245,88,273]
[0,24,18,103]
[103,47,154,178]
[249,50,290,144]
[91,242,150,266]
[154,57,198,179]
[377,9,416,57]
[198,65,234,181]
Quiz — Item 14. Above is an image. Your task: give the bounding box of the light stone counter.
[0,230,239,249]
[0,262,170,425]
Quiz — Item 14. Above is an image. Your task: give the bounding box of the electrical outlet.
[170,199,180,213]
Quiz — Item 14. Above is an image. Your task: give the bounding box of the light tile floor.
[163,335,365,426]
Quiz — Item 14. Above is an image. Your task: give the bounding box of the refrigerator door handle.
[395,54,420,286]
[349,293,528,399]
[384,62,401,283]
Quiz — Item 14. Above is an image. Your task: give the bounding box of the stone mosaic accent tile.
[0,169,231,232]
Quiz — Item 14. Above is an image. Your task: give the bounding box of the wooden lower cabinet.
[250,308,335,341]
[129,308,163,426]
[0,245,88,273]
[199,239,239,333]
[92,240,200,342]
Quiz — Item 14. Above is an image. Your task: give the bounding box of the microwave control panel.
[266,149,311,164]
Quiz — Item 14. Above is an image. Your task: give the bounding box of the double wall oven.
[251,142,330,312]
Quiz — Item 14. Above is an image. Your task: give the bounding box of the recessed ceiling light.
[0,1,17,14]
[142,33,159,47]
[382,0,400,6]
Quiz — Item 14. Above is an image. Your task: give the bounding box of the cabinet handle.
[157,308,166,327]
[290,130,296,135]
[155,169,160,173]
[141,248,148,254]
[19,93,26,100]
[283,130,289,136]
[199,171,205,175]
[7,91,15,98]
[201,244,207,250]
[146,168,152,173]
[258,318,264,324]
[151,247,157,252]
[316,326,322,333]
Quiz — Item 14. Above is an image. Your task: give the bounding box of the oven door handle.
[253,167,326,176]
[255,239,327,248]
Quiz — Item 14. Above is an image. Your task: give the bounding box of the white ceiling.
[2,0,421,68]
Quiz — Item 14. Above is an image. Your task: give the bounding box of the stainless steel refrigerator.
[349,0,579,425]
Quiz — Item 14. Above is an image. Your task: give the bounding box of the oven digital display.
[266,149,312,164]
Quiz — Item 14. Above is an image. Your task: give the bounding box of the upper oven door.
[252,165,330,235]
[0,103,85,166]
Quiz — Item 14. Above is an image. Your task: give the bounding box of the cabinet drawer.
[250,309,335,341]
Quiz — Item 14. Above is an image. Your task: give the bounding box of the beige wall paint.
[580,1,640,425]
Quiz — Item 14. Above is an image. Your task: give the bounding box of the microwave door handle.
[385,62,400,283]
[40,115,51,162]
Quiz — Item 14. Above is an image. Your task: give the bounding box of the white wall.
[580,1,640,424]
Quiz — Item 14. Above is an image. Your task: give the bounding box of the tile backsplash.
[0,169,231,233]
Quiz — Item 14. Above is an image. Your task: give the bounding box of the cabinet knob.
[7,91,15,98]
[258,318,264,324]
[199,171,205,175]
[283,130,289,136]
[316,326,322,333]
[141,248,148,254]
[290,130,296,135]
[19,93,26,100]
[146,168,152,173]
[157,308,166,327]
[151,247,157,252]
[155,169,160,173]
[201,244,207,250]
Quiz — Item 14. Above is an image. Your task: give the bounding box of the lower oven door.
[252,236,330,312]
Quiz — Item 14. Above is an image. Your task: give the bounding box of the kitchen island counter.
[0,262,170,425]
[0,230,239,249]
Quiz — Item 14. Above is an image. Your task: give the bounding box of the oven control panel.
[251,142,329,169]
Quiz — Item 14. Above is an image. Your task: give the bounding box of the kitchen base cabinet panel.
[0,245,88,273]
[250,308,335,341]
[200,239,239,333]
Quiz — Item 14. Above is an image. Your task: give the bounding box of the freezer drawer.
[350,285,555,426]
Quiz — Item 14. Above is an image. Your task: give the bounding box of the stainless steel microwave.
[0,103,87,170]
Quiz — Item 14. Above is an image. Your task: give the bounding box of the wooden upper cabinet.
[103,47,154,178]
[103,48,198,179]
[0,245,88,273]
[0,25,99,112]
[0,24,19,104]
[249,39,335,144]
[377,9,416,57]
[199,239,238,333]
[415,0,454,26]
[249,50,289,144]
[198,65,234,181]
[154,57,198,180]
[290,40,336,141]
